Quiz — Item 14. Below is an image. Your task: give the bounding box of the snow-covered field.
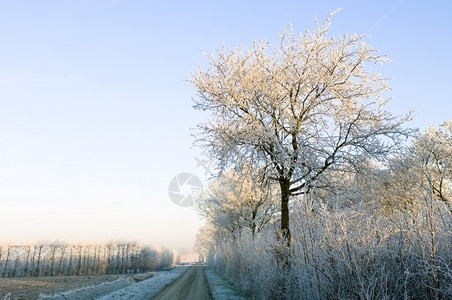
[37,278,135,300]
[23,267,188,300]
[0,275,136,300]
[18,266,188,300]
[1,265,247,300]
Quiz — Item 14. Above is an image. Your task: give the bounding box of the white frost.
[37,277,135,300]
[204,267,247,300]
[98,266,189,300]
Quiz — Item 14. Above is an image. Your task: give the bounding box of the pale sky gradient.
[0,1,451,250]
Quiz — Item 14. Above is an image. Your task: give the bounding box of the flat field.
[0,274,134,299]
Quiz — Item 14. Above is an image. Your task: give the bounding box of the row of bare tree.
[0,241,176,277]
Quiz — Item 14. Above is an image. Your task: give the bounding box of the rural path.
[151,265,211,300]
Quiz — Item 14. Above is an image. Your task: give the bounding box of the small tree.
[191,10,411,242]
[197,168,278,238]
[413,121,452,209]
[383,122,451,212]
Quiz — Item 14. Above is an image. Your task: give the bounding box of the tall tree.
[191,10,411,242]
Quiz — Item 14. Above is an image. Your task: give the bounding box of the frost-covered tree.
[414,121,452,208]
[196,168,278,238]
[195,221,216,261]
[375,121,452,214]
[191,10,411,242]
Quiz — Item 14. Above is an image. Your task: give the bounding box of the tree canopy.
[191,10,412,241]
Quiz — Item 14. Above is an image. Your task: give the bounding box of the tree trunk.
[3,246,11,277]
[77,246,82,276]
[251,208,257,237]
[280,179,291,245]
[49,246,57,276]
[68,247,73,275]
[24,246,31,277]
[56,247,66,276]
[35,246,43,276]
[30,247,36,277]
[12,256,19,277]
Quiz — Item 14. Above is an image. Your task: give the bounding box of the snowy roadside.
[98,266,189,300]
[203,267,247,300]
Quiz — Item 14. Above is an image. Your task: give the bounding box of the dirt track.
[152,266,211,300]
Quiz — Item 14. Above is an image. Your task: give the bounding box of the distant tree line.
[0,241,177,277]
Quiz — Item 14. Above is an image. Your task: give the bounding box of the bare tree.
[82,244,91,275]
[115,243,122,274]
[106,242,114,274]
[11,247,20,277]
[2,245,12,277]
[102,244,108,274]
[191,10,411,242]
[93,244,100,274]
[67,245,74,275]
[75,244,83,275]
[23,244,32,276]
[48,242,60,276]
[34,242,46,276]
[56,243,68,276]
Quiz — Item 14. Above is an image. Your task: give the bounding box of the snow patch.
[37,277,135,300]
[98,266,189,300]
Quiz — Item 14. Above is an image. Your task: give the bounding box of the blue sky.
[0,0,451,250]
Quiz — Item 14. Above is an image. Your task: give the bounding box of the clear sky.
[0,0,451,250]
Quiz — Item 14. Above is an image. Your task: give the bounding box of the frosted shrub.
[207,198,452,299]
[159,248,175,270]
[138,246,174,271]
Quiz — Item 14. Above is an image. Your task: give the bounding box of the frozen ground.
[0,274,136,300]
[98,266,189,299]
[0,265,247,300]
[37,277,135,300]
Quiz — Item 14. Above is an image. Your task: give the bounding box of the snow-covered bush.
[137,246,174,271]
[197,121,452,299]
[205,196,452,299]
